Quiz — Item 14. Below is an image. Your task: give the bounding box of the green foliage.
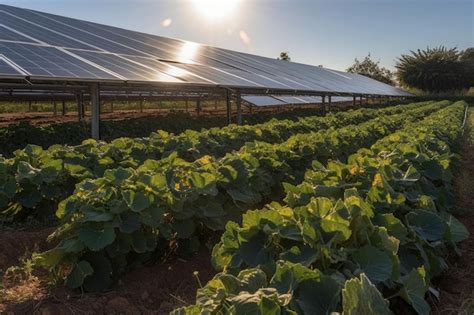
[460,47,474,88]
[396,46,471,93]
[347,54,395,85]
[0,108,327,157]
[0,101,436,223]
[342,274,392,315]
[185,101,467,314]
[30,101,450,293]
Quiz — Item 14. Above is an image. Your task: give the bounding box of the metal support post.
[236,90,242,125]
[226,90,232,125]
[90,83,101,140]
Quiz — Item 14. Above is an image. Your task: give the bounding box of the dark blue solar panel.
[0,42,118,79]
[0,58,22,76]
[0,11,95,50]
[0,25,36,43]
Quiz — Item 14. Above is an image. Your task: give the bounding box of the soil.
[434,109,474,314]
[0,227,215,314]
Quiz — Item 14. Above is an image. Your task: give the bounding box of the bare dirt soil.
[0,228,215,314]
[434,109,474,315]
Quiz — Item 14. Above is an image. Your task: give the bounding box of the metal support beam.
[328,96,332,111]
[353,96,356,107]
[359,96,363,106]
[236,90,242,125]
[90,83,101,140]
[196,99,202,116]
[322,95,326,114]
[226,90,232,125]
[76,92,85,121]
[62,100,66,116]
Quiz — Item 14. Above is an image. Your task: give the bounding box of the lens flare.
[190,0,241,19]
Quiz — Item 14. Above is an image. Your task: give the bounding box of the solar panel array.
[0,4,412,97]
[243,95,355,107]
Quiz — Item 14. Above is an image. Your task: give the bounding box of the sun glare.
[190,0,241,19]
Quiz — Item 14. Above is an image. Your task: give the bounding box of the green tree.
[395,46,470,93]
[460,47,474,87]
[347,54,395,85]
[278,51,291,61]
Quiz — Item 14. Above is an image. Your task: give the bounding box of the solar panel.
[119,56,212,85]
[273,95,309,104]
[0,11,97,50]
[242,95,287,107]
[0,4,413,97]
[295,96,323,103]
[0,42,118,79]
[173,64,261,87]
[0,25,36,43]
[68,50,184,83]
[0,58,23,76]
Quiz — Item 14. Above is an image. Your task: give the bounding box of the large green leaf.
[121,190,153,213]
[406,210,445,242]
[352,245,393,283]
[443,213,469,243]
[399,267,430,315]
[78,226,116,251]
[342,274,392,315]
[66,260,93,289]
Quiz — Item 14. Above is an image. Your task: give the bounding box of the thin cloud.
[161,18,172,28]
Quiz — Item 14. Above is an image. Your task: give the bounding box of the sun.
[190,0,241,19]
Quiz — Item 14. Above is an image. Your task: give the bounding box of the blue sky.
[2,0,473,71]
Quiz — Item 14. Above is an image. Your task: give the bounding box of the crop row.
[0,100,438,222]
[33,101,450,291]
[174,101,468,315]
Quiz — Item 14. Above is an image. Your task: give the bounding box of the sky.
[1,0,473,71]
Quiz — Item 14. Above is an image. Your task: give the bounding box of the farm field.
[0,100,472,314]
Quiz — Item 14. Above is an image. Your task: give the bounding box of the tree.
[395,46,470,93]
[278,51,291,61]
[460,47,474,87]
[346,54,395,85]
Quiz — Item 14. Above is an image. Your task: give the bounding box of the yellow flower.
[174,183,181,190]
[198,155,211,165]
[144,186,153,193]
[349,166,360,176]
[372,173,383,187]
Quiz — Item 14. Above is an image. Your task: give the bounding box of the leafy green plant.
[32,101,450,291]
[1,101,439,223]
[197,101,467,314]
